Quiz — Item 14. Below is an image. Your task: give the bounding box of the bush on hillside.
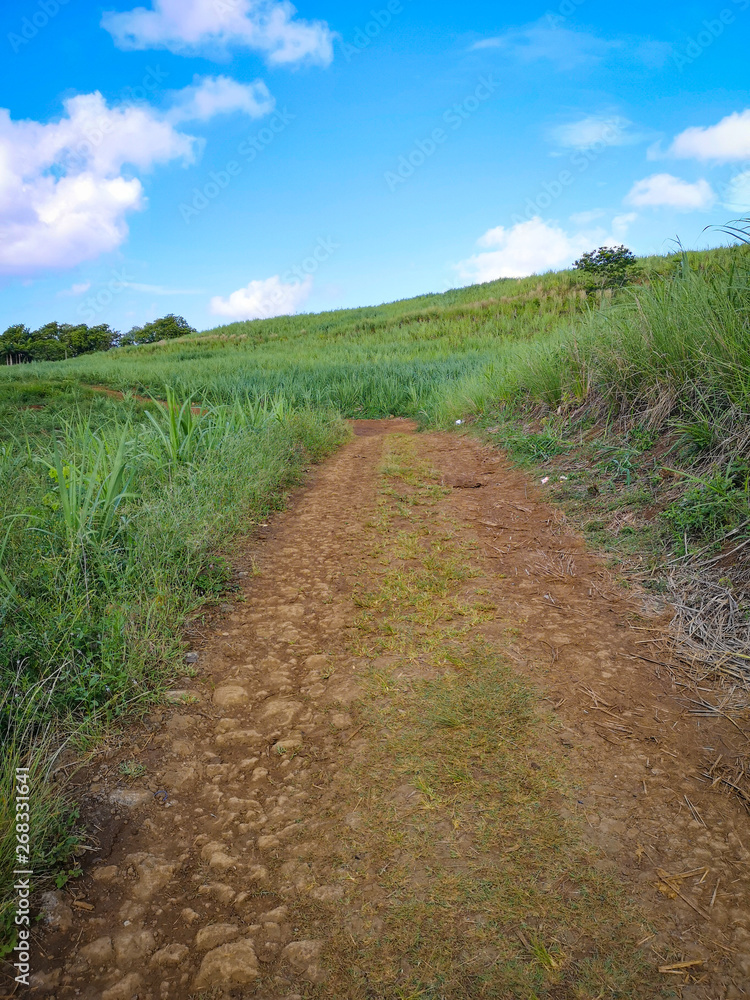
[574,244,638,290]
[121,314,196,346]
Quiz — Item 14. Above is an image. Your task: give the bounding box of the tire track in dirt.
[17,421,750,999]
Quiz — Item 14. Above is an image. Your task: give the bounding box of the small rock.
[198,883,236,904]
[257,835,280,851]
[126,854,175,901]
[113,929,156,967]
[150,943,189,967]
[260,905,288,923]
[273,738,302,754]
[246,865,270,885]
[79,936,114,966]
[213,685,250,708]
[102,973,143,1000]
[91,865,118,883]
[259,698,302,727]
[181,908,200,924]
[330,712,353,730]
[193,939,259,989]
[109,789,152,809]
[282,939,323,973]
[208,852,236,872]
[195,923,240,950]
[39,891,74,933]
[185,652,200,663]
[251,767,269,782]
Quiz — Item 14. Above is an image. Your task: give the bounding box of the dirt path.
[20,422,750,999]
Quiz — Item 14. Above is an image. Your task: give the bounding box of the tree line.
[0,314,196,364]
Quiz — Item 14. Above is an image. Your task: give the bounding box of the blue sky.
[1,0,749,332]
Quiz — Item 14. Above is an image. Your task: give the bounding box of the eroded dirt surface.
[17,421,750,999]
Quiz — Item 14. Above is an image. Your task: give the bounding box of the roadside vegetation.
[0,227,748,950]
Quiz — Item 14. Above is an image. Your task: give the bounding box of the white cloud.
[724,172,750,212]
[0,94,196,274]
[102,0,334,66]
[456,217,607,283]
[166,75,274,123]
[59,281,92,296]
[551,114,634,150]
[471,23,615,70]
[626,173,716,211]
[0,78,272,276]
[670,110,750,163]
[210,275,313,320]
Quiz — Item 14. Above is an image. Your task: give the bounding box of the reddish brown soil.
[13,421,750,999]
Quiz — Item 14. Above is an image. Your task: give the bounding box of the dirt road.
[23,421,750,999]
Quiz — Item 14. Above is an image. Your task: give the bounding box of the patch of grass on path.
[317,435,667,999]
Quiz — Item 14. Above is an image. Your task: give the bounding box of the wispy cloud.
[166,75,275,124]
[58,281,92,297]
[470,23,618,70]
[123,282,207,294]
[550,114,644,150]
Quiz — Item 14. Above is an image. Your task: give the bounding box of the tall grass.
[436,246,750,431]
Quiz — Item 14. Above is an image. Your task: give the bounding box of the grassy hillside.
[0,239,748,943]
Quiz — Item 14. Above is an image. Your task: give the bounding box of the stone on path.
[193,939,260,988]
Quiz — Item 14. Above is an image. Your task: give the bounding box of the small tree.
[574,244,638,290]
[124,314,196,346]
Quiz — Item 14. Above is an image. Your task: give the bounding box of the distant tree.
[1,322,119,363]
[124,314,196,346]
[66,323,119,355]
[0,325,34,364]
[29,323,70,362]
[574,244,638,290]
